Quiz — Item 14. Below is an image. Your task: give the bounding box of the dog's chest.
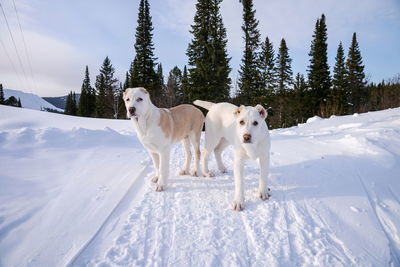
[138,127,168,152]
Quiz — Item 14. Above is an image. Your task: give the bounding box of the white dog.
[193,100,271,211]
[124,87,204,191]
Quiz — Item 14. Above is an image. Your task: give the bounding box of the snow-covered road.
[1,105,400,266]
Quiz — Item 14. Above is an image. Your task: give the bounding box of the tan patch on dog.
[138,87,149,94]
[255,104,267,119]
[158,104,204,142]
[233,105,245,116]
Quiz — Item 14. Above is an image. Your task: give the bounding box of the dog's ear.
[255,104,267,119]
[123,89,128,98]
[233,105,245,116]
[139,87,149,94]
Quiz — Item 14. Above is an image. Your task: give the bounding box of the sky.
[0,0,399,97]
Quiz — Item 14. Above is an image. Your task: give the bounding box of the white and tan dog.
[124,87,204,191]
[193,100,271,211]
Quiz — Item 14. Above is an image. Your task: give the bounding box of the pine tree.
[0,84,4,104]
[259,37,277,92]
[115,83,126,119]
[78,66,93,117]
[157,63,164,88]
[276,38,293,93]
[64,91,77,115]
[130,0,161,104]
[95,73,106,118]
[330,42,348,115]
[181,65,190,103]
[307,14,331,115]
[346,32,366,112]
[17,97,22,107]
[96,57,118,118]
[164,66,183,107]
[123,72,130,90]
[237,0,261,105]
[292,73,310,123]
[187,0,231,104]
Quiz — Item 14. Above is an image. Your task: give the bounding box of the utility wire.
[0,1,31,91]
[0,36,24,89]
[12,0,37,93]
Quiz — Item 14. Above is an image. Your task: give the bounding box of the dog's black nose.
[129,106,136,115]
[243,134,252,143]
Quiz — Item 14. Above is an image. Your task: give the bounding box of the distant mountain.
[43,94,80,110]
[3,89,64,112]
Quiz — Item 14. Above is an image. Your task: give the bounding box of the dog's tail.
[193,100,214,110]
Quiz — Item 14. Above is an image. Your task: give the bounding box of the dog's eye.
[137,97,143,102]
[126,98,130,102]
[239,120,245,125]
[253,121,258,126]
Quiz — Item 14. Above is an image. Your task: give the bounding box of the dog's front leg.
[232,150,245,211]
[150,152,160,183]
[258,153,271,200]
[156,148,170,192]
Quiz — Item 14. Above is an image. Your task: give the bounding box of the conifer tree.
[276,38,293,93]
[123,72,130,90]
[293,73,309,123]
[346,32,366,112]
[164,66,183,107]
[330,42,348,115]
[64,91,77,115]
[17,97,22,107]
[0,84,4,104]
[157,63,164,88]
[95,73,106,118]
[181,65,190,103]
[307,14,331,114]
[187,0,231,103]
[259,37,277,92]
[237,0,261,105]
[78,66,93,117]
[130,0,161,104]
[96,57,118,118]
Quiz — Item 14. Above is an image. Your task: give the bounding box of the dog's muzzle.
[243,134,252,143]
[128,106,136,116]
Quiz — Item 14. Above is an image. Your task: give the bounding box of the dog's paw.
[219,167,227,174]
[150,176,159,183]
[232,200,245,211]
[204,171,215,178]
[258,190,271,201]
[190,169,202,177]
[155,183,164,192]
[179,169,188,176]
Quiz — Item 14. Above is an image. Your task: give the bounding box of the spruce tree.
[330,42,348,115]
[130,0,161,104]
[17,97,22,107]
[96,57,118,118]
[293,73,309,123]
[0,84,4,104]
[187,0,231,104]
[276,38,293,93]
[181,65,190,103]
[64,91,77,115]
[95,73,107,118]
[123,72,130,90]
[307,14,331,115]
[259,37,277,92]
[346,32,366,112]
[237,0,261,105]
[164,66,183,107]
[78,66,93,117]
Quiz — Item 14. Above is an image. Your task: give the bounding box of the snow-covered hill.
[0,105,399,266]
[3,89,64,112]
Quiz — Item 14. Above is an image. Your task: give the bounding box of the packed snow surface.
[0,105,399,267]
[4,89,63,112]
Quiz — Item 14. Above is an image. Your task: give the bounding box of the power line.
[0,1,31,91]
[12,0,37,93]
[0,36,25,89]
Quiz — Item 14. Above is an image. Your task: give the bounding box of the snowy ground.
[4,89,63,112]
[1,105,400,267]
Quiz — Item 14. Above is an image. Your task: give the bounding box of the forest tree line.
[64,0,400,129]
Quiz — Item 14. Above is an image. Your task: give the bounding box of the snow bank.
[3,89,63,112]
